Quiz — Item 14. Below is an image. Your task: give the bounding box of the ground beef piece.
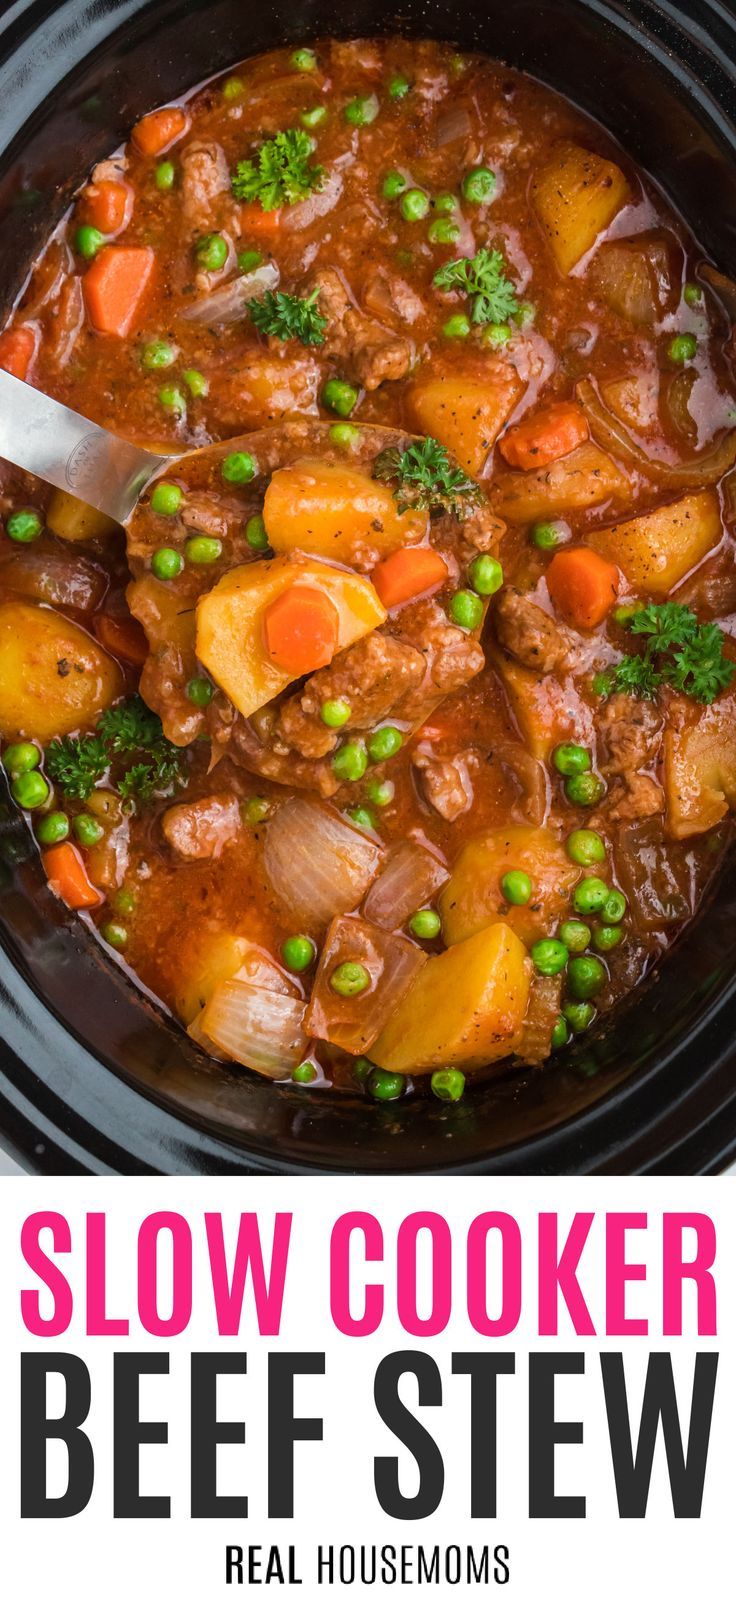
[180,139,231,233]
[396,599,485,719]
[180,497,235,540]
[161,793,242,860]
[413,746,479,820]
[603,773,665,821]
[493,587,570,674]
[209,706,338,797]
[306,267,413,389]
[597,693,662,775]
[276,633,426,759]
[463,505,507,552]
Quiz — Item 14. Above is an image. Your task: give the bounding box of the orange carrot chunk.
[372,547,449,610]
[80,179,130,236]
[546,546,620,630]
[499,401,590,471]
[83,245,155,337]
[131,106,189,157]
[238,203,283,238]
[95,612,149,666]
[264,585,339,676]
[0,326,35,380]
[43,843,102,910]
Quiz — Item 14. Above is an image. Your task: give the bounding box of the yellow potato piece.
[371,921,531,1075]
[531,141,630,274]
[589,490,721,594]
[664,690,736,838]
[408,364,524,476]
[263,459,428,562]
[0,600,122,743]
[46,489,120,544]
[196,554,386,719]
[490,649,596,760]
[440,825,579,948]
[493,442,628,523]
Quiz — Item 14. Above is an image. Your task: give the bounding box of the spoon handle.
[0,368,169,523]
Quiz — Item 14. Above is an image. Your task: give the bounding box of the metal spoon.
[0,368,172,524]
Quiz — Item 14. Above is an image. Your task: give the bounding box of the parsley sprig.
[231,128,324,211]
[433,247,519,326]
[248,288,327,346]
[601,603,734,705]
[374,436,484,518]
[46,696,186,805]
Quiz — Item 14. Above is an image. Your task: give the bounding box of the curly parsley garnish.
[47,696,186,805]
[45,735,108,800]
[600,603,734,705]
[374,436,484,518]
[248,288,327,346]
[231,128,324,211]
[432,247,520,327]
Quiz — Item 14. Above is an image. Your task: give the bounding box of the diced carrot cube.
[372,546,449,610]
[80,179,131,236]
[499,401,589,471]
[131,106,189,157]
[83,245,155,337]
[546,545,620,630]
[0,325,35,380]
[43,843,102,909]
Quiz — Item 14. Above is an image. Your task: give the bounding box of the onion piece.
[0,547,107,612]
[305,915,426,1054]
[281,168,343,233]
[576,377,736,488]
[363,840,447,931]
[514,974,561,1066]
[195,978,307,1077]
[263,799,382,931]
[700,264,736,322]
[434,104,472,146]
[181,260,279,324]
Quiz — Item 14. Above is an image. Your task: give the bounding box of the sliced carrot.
[131,106,189,157]
[43,843,102,910]
[499,401,589,471]
[238,203,283,240]
[0,325,35,380]
[372,547,449,611]
[83,245,155,337]
[95,612,149,666]
[264,584,339,676]
[546,546,620,630]
[80,179,131,236]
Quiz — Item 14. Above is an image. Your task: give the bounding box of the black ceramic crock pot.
[1,0,736,1175]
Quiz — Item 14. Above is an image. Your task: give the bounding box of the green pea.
[501,869,532,906]
[292,47,317,71]
[382,170,406,199]
[246,515,269,551]
[531,519,568,551]
[567,954,607,1000]
[482,322,512,349]
[7,508,42,543]
[3,741,41,776]
[431,1065,465,1101]
[241,796,270,826]
[11,770,49,810]
[408,907,441,940]
[668,332,697,364]
[572,877,609,916]
[367,726,402,763]
[348,805,377,831]
[158,384,186,416]
[591,671,613,698]
[462,166,496,204]
[563,999,596,1034]
[443,313,471,339]
[36,811,69,847]
[332,739,368,782]
[368,1068,405,1101]
[433,193,458,215]
[449,589,483,630]
[322,379,359,418]
[468,554,503,596]
[400,187,430,222]
[683,282,703,307]
[353,1057,373,1083]
[222,450,257,485]
[185,535,222,565]
[388,74,410,99]
[329,422,360,448]
[73,812,103,848]
[183,368,208,397]
[564,771,606,807]
[100,920,128,951]
[593,923,623,952]
[558,919,591,953]
[514,300,536,329]
[151,546,183,580]
[281,934,317,972]
[301,105,327,129]
[155,160,176,190]
[292,1060,317,1083]
[428,218,460,245]
[330,960,371,996]
[612,602,639,626]
[237,249,263,273]
[552,743,590,777]
[112,888,136,917]
[321,698,352,728]
[345,93,379,127]
[566,829,606,866]
[365,777,395,807]
[530,937,569,976]
[186,676,214,707]
[149,481,183,516]
[222,76,244,101]
[551,1016,570,1050]
[196,233,228,271]
[75,224,105,259]
[142,338,176,370]
[602,888,627,923]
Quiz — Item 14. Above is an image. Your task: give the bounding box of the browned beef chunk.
[306,267,413,390]
[413,747,479,820]
[180,139,231,232]
[208,705,339,797]
[493,586,570,674]
[276,633,426,759]
[162,793,242,859]
[602,773,665,821]
[396,599,485,720]
[597,693,662,775]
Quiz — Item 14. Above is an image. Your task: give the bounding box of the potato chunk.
[196,554,386,719]
[440,826,579,948]
[408,363,524,476]
[493,442,628,523]
[589,231,681,325]
[589,490,721,594]
[531,141,630,274]
[664,689,736,838]
[491,649,596,760]
[263,459,428,563]
[46,489,120,544]
[0,600,122,742]
[371,922,531,1074]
